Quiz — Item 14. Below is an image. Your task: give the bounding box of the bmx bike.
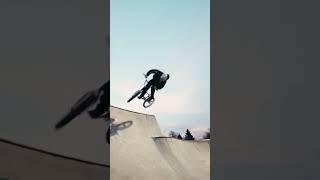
[55,89,100,129]
[127,75,155,108]
[55,87,112,145]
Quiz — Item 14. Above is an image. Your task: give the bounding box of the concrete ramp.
[110,106,210,180]
[0,138,108,180]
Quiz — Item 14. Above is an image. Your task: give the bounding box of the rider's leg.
[138,79,154,99]
[88,105,104,118]
[150,86,156,99]
[88,90,109,119]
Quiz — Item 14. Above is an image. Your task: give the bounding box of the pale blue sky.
[110,0,210,137]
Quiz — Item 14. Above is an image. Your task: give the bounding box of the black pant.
[89,81,109,119]
[139,79,157,99]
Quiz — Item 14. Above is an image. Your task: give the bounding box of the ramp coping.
[111,105,155,117]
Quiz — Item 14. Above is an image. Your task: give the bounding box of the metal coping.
[110,105,155,117]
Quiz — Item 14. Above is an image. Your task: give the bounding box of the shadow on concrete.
[105,119,133,144]
[109,119,133,137]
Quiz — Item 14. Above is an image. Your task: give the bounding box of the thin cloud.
[190,127,210,139]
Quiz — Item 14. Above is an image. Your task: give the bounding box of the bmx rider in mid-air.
[137,69,170,100]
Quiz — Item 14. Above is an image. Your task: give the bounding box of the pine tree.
[184,129,194,140]
[168,131,178,138]
[168,131,175,137]
[177,134,183,140]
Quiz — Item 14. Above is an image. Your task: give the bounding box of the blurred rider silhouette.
[137,69,170,100]
[88,81,109,119]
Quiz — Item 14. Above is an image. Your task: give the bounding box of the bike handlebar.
[143,74,149,85]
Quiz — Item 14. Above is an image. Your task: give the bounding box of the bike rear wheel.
[143,97,155,108]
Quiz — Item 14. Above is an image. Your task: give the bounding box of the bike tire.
[127,90,142,103]
[143,97,155,108]
[55,111,77,129]
[55,91,99,130]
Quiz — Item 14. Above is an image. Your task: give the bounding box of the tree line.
[168,129,210,140]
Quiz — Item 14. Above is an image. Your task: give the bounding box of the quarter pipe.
[110,106,210,180]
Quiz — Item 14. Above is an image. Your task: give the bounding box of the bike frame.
[142,76,153,100]
[127,74,155,108]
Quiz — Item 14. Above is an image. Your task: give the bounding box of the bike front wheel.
[55,90,99,130]
[127,90,142,103]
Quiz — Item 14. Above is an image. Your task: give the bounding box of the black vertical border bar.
[106,0,111,178]
[210,0,215,179]
[212,0,320,179]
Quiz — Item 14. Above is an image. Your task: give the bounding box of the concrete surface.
[0,138,109,180]
[110,106,210,180]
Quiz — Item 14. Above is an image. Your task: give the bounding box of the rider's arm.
[146,69,161,77]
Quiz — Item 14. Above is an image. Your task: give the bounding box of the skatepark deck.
[110,106,210,180]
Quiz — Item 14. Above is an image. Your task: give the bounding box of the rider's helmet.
[160,73,170,81]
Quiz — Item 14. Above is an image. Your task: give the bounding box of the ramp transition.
[110,106,210,180]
